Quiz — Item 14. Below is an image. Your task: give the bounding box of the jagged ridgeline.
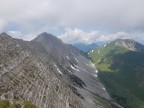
[0,32,122,108]
[89,39,144,108]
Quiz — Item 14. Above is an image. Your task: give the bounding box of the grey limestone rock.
[0,32,122,108]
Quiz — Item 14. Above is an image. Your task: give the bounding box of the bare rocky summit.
[0,32,122,108]
[115,39,144,51]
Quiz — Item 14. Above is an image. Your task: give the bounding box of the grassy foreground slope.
[0,99,37,108]
[89,39,144,108]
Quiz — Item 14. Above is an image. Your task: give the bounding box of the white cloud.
[58,28,100,44]
[58,28,144,44]
[0,0,144,34]
[0,0,144,44]
[96,32,130,42]
[0,19,7,32]
[7,31,37,41]
[4,28,144,45]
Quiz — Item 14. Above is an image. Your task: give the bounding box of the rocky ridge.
[0,32,122,108]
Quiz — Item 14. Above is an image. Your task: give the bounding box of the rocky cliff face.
[0,32,121,108]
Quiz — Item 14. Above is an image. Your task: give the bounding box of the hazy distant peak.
[73,43,98,52]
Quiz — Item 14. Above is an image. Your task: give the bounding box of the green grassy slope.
[0,99,37,108]
[89,39,144,108]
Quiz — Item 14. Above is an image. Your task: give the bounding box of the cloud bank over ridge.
[0,0,144,44]
[58,28,144,44]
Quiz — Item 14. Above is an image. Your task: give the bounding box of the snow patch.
[70,65,76,70]
[94,69,98,77]
[95,70,98,73]
[86,63,96,68]
[102,87,106,91]
[75,65,87,72]
[66,56,70,60]
[91,50,94,52]
[53,63,57,67]
[91,63,95,67]
[94,74,97,77]
[57,68,63,74]
[53,63,63,74]
[87,53,90,55]
[103,44,107,47]
[74,57,78,63]
[70,65,79,72]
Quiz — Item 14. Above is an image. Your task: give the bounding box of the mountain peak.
[0,32,13,40]
[0,32,11,37]
[89,38,144,108]
[32,32,63,44]
[115,39,135,44]
[113,39,144,51]
[33,32,55,40]
[37,32,54,38]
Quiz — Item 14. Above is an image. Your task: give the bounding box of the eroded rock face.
[0,32,121,108]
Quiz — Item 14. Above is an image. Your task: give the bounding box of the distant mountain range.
[73,42,106,53]
[0,32,122,108]
[89,39,144,108]
[73,43,98,52]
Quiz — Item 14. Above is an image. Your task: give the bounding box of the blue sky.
[0,0,144,44]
